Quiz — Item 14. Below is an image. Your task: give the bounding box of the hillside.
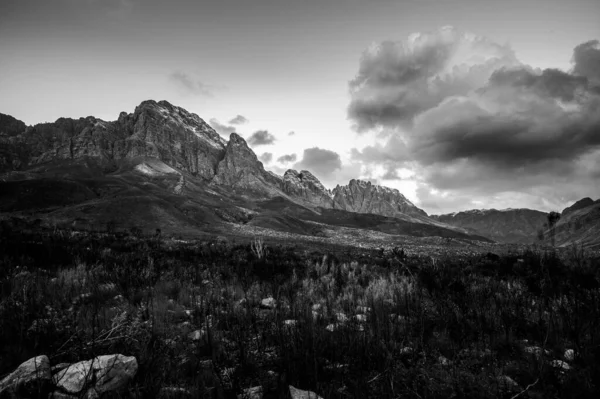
[431,208,548,244]
[0,100,485,245]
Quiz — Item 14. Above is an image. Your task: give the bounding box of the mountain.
[552,198,600,249]
[431,208,548,244]
[332,179,428,218]
[561,197,595,216]
[0,100,489,245]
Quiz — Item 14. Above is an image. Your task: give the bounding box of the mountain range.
[1,100,597,248]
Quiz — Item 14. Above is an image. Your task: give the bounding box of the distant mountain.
[552,198,600,249]
[0,100,488,244]
[431,208,548,244]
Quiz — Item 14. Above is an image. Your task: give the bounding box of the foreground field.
[1,226,599,398]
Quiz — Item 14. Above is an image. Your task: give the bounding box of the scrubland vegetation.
[1,224,600,398]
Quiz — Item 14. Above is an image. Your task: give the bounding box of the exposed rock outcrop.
[52,354,138,398]
[0,355,52,398]
[281,169,334,208]
[212,133,282,195]
[0,100,226,180]
[332,179,427,218]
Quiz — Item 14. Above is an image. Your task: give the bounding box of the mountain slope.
[553,198,600,249]
[431,208,548,243]
[0,100,488,244]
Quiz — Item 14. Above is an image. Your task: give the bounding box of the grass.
[1,224,600,398]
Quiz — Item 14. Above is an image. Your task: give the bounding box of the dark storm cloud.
[294,147,342,178]
[247,130,276,146]
[229,115,249,125]
[487,67,591,101]
[277,153,297,163]
[209,118,236,137]
[411,70,600,168]
[259,152,273,164]
[347,26,518,131]
[572,40,600,82]
[170,72,214,97]
[348,29,600,212]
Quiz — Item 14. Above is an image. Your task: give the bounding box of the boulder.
[52,354,137,397]
[260,297,276,310]
[0,355,52,398]
[496,375,521,393]
[564,349,575,362]
[289,385,323,399]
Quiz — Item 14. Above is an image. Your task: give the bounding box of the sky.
[1,0,599,214]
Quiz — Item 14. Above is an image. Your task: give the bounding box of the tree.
[547,211,561,247]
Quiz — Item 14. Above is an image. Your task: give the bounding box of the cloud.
[229,115,249,125]
[347,27,600,213]
[209,118,236,137]
[348,26,519,132]
[169,71,215,97]
[247,130,276,146]
[293,147,342,179]
[259,152,273,164]
[277,153,297,163]
[288,131,296,136]
[572,40,600,83]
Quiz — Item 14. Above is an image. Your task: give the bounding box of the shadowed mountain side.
[431,209,548,244]
[257,197,493,242]
[553,199,600,249]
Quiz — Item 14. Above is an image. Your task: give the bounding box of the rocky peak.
[212,133,281,195]
[0,113,27,137]
[562,197,595,216]
[281,169,334,208]
[332,179,427,217]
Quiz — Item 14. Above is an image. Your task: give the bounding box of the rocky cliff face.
[0,100,227,180]
[281,169,334,208]
[331,179,428,218]
[212,133,282,195]
[1,100,433,220]
[431,208,548,243]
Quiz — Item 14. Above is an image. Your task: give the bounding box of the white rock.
[551,360,571,371]
[53,354,137,396]
[524,346,550,356]
[335,312,348,323]
[399,347,414,355]
[354,314,367,322]
[260,297,276,309]
[564,349,575,362]
[188,329,205,342]
[289,385,323,399]
[497,375,521,392]
[0,355,52,397]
